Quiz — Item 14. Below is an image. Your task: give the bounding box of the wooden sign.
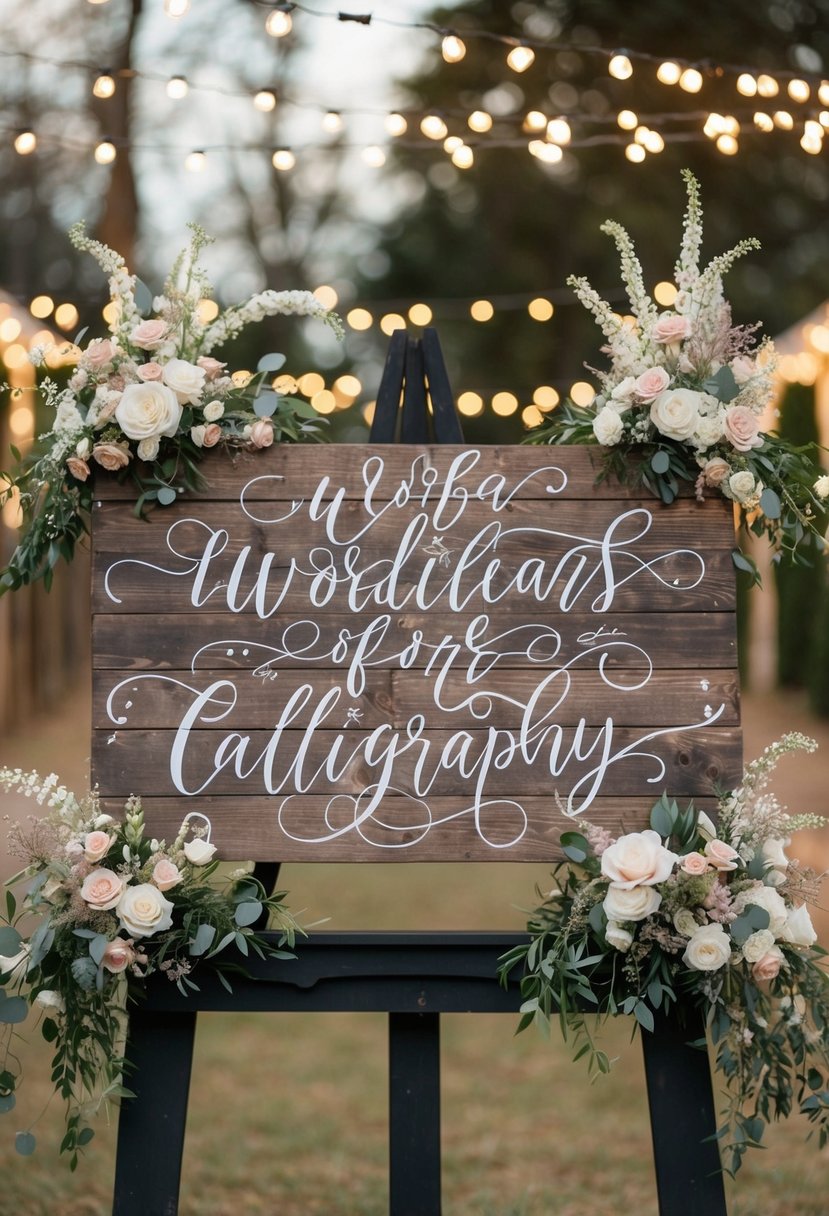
[91,446,741,861]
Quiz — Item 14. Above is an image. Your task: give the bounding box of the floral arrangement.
[0,768,301,1165]
[526,171,827,578]
[499,734,829,1176]
[0,223,342,594]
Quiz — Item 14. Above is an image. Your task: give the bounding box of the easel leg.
[389,1011,442,1216]
[113,1007,197,1216]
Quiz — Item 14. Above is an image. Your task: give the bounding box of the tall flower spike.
[599,220,657,326]
[674,169,703,289]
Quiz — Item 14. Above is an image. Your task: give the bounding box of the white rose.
[605,921,633,952]
[137,436,160,462]
[117,883,175,939]
[742,928,776,962]
[115,382,182,441]
[603,883,662,922]
[601,829,678,889]
[692,414,725,450]
[673,908,699,937]
[762,837,789,874]
[75,437,91,460]
[814,474,829,500]
[183,838,217,866]
[727,470,759,504]
[0,944,30,982]
[781,904,817,948]
[610,377,637,405]
[191,425,206,448]
[650,387,701,441]
[35,989,65,1014]
[592,406,624,446]
[203,400,224,422]
[683,923,732,971]
[736,885,789,936]
[162,358,207,405]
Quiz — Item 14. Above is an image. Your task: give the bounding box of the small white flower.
[203,400,224,422]
[592,406,624,446]
[35,989,66,1014]
[183,838,217,866]
[75,437,91,460]
[742,928,776,963]
[673,908,699,937]
[605,921,633,952]
[137,435,160,462]
[814,474,829,500]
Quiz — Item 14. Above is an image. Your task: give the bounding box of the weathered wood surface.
[91,445,741,862]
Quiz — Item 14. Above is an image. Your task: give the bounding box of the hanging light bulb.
[773,110,794,129]
[643,129,665,153]
[185,150,207,172]
[451,144,474,169]
[506,44,535,73]
[271,149,295,171]
[756,74,779,97]
[13,131,37,155]
[679,68,703,93]
[361,145,386,167]
[716,134,739,155]
[819,81,829,106]
[736,74,757,97]
[420,114,448,140]
[523,111,547,132]
[94,140,117,164]
[444,135,463,153]
[441,34,466,63]
[166,76,189,100]
[385,113,408,137]
[617,109,638,130]
[625,143,646,162]
[163,0,191,15]
[608,53,633,80]
[468,110,493,132]
[265,9,292,37]
[801,129,823,154]
[656,61,681,85]
[321,111,344,135]
[753,112,774,132]
[253,90,277,112]
[788,78,810,103]
[92,73,116,99]
[546,117,571,144]
[528,140,562,163]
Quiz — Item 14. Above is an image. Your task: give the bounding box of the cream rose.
[692,414,725,450]
[781,903,817,948]
[610,376,637,404]
[704,839,740,871]
[80,868,125,911]
[592,406,624,446]
[66,456,91,482]
[183,838,217,866]
[742,928,776,963]
[203,400,225,423]
[130,319,169,350]
[117,884,175,938]
[152,859,183,892]
[633,366,670,403]
[603,883,662,922]
[673,908,700,937]
[652,313,692,346]
[682,922,732,971]
[137,436,160,462]
[600,829,678,889]
[84,830,114,864]
[92,442,131,472]
[723,405,763,452]
[701,457,731,488]
[650,388,701,441]
[737,885,788,936]
[115,382,182,441]
[605,921,633,952]
[137,361,164,382]
[191,425,206,448]
[101,938,136,974]
[162,358,207,404]
[727,470,760,504]
[249,419,274,449]
[680,851,710,876]
[752,947,784,981]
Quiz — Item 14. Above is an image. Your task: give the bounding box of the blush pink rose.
[680,851,710,876]
[702,457,731,488]
[652,314,692,345]
[130,319,169,350]
[101,939,136,974]
[92,442,131,472]
[249,419,274,449]
[731,355,757,384]
[84,831,114,864]
[197,356,227,381]
[201,422,222,448]
[751,947,784,982]
[152,859,183,892]
[634,366,671,403]
[704,839,741,871]
[85,338,118,369]
[66,456,91,482]
[80,868,125,911]
[137,362,164,382]
[723,405,763,452]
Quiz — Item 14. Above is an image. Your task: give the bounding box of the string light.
[361,145,386,167]
[608,53,633,80]
[801,129,823,154]
[528,298,554,321]
[385,113,408,136]
[184,150,207,172]
[13,131,36,155]
[441,34,466,63]
[265,10,292,37]
[253,90,277,112]
[625,143,646,162]
[468,110,493,132]
[533,386,559,410]
[528,140,563,163]
[197,299,220,324]
[30,296,54,319]
[642,129,665,153]
[166,76,189,100]
[570,381,596,406]
[311,390,336,414]
[457,391,484,417]
[523,111,547,132]
[54,303,79,330]
[321,111,344,134]
[617,109,638,130]
[546,117,571,145]
[820,82,829,106]
[506,45,535,73]
[271,149,295,170]
[444,135,463,153]
[754,111,774,132]
[521,405,543,428]
[679,68,703,93]
[451,144,474,168]
[470,300,494,322]
[757,74,779,97]
[164,0,191,15]
[736,74,757,97]
[94,140,116,164]
[716,134,739,155]
[408,303,432,326]
[491,391,518,416]
[788,79,810,102]
[380,313,406,335]
[313,285,338,309]
[346,308,372,330]
[773,110,794,129]
[656,61,681,85]
[92,73,116,99]
[420,114,448,140]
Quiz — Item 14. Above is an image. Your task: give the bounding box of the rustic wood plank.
[92,612,737,671]
[95,795,721,862]
[92,669,739,730]
[92,726,742,801]
[91,445,709,501]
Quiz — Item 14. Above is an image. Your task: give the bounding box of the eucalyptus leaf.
[703,365,739,403]
[253,391,279,418]
[234,900,263,927]
[650,450,670,474]
[759,487,782,519]
[0,997,29,1024]
[649,796,675,839]
[189,924,217,957]
[0,927,22,956]
[0,1092,15,1113]
[133,278,154,316]
[89,936,109,967]
[257,352,287,373]
[156,486,177,506]
[15,1131,36,1156]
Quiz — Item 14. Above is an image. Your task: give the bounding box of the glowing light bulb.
[271,149,295,171]
[254,90,276,112]
[408,303,433,326]
[704,113,725,139]
[346,308,372,331]
[617,109,638,130]
[166,76,189,100]
[820,82,829,106]
[801,131,823,154]
[30,295,54,318]
[313,285,338,309]
[805,119,824,140]
[468,110,493,132]
[533,386,559,410]
[321,111,343,135]
[643,129,665,153]
[571,382,596,407]
[656,61,681,85]
[546,117,571,145]
[679,68,703,93]
[441,34,466,63]
[470,300,494,322]
[716,134,739,155]
[506,45,535,73]
[788,78,810,103]
[94,140,116,164]
[420,114,448,140]
[164,0,191,15]
[654,282,678,306]
[521,405,543,428]
[773,110,794,129]
[458,392,484,417]
[13,131,36,155]
[185,150,207,172]
[528,298,554,321]
[634,125,650,144]
[528,140,563,163]
[265,10,292,37]
[736,73,757,97]
[492,392,518,416]
[625,143,646,162]
[608,53,633,80]
[523,111,547,132]
[54,303,79,330]
[380,313,406,335]
[444,135,463,153]
[756,74,779,97]
[754,112,774,131]
[385,113,407,136]
[93,73,116,99]
[361,145,386,167]
[451,144,474,168]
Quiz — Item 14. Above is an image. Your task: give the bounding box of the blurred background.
[1,3,829,1211]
